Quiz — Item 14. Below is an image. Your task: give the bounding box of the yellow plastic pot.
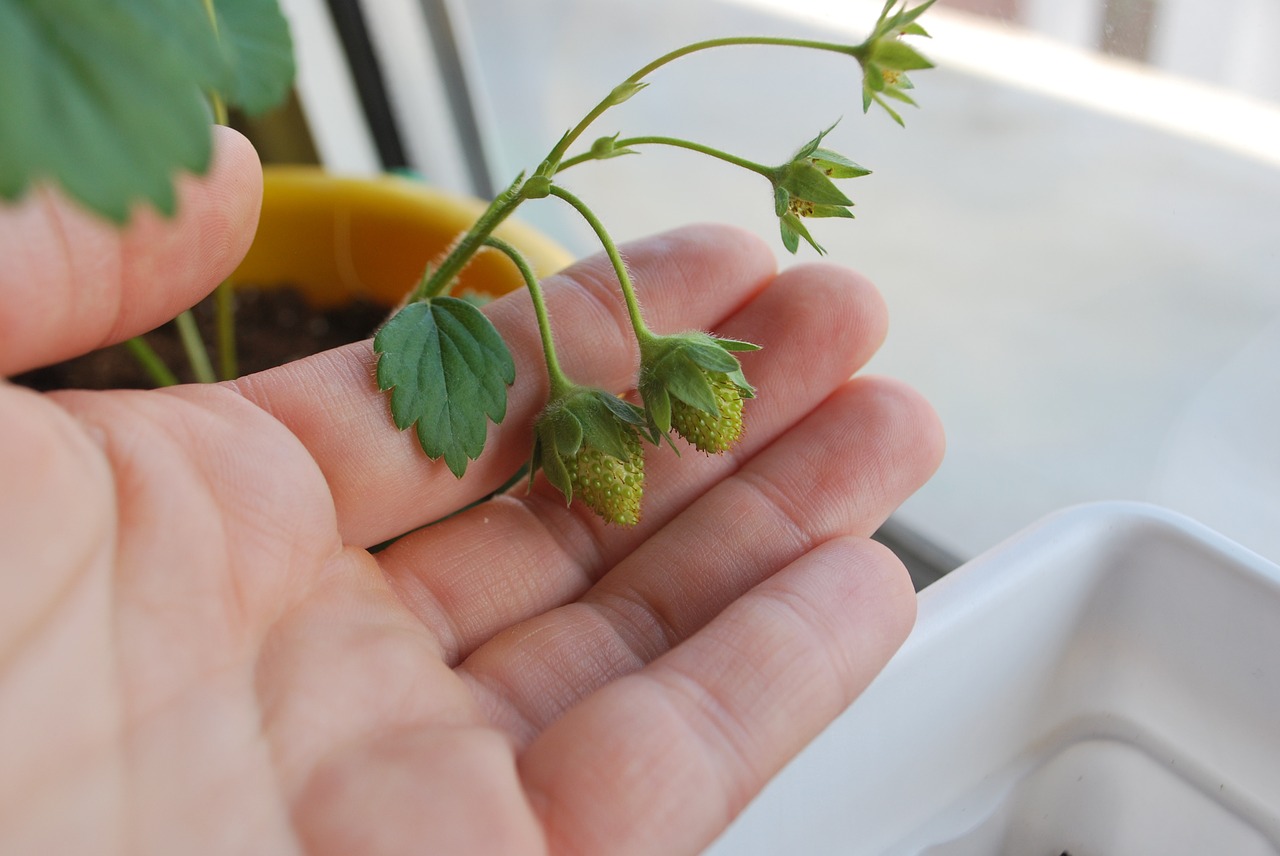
[229,167,574,308]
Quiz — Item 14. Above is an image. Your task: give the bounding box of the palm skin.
[0,129,943,855]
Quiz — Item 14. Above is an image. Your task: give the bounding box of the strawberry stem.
[546,184,655,349]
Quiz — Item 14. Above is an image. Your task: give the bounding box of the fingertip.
[112,126,264,341]
[851,374,947,485]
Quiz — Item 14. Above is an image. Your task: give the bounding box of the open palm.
[0,129,942,855]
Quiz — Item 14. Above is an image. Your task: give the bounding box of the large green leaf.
[0,0,294,222]
[213,0,295,116]
[374,298,517,478]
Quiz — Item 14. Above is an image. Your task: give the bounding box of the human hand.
[0,128,943,855]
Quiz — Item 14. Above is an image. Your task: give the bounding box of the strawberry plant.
[1,0,936,526]
[373,0,937,523]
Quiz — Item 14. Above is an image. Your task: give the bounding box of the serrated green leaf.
[0,0,293,221]
[0,0,223,221]
[374,298,515,478]
[212,0,295,115]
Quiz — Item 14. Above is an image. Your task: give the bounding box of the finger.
[458,376,941,739]
[377,262,894,664]
[519,536,916,856]
[230,224,777,547]
[0,126,262,375]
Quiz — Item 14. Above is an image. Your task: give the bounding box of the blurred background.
[241,0,1280,585]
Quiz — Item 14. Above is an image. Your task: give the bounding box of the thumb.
[0,126,262,376]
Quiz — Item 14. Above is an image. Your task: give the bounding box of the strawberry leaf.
[374,298,516,478]
[0,0,293,222]
[212,0,295,116]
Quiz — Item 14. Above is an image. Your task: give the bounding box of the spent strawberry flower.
[769,124,871,254]
[852,0,937,126]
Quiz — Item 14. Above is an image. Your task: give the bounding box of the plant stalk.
[541,35,864,172]
[124,336,180,387]
[485,237,573,399]
[556,135,773,176]
[412,178,527,301]
[546,185,652,347]
[174,310,217,384]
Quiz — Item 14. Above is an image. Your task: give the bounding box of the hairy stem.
[546,185,652,347]
[485,237,573,399]
[541,35,864,172]
[411,176,527,301]
[557,135,773,175]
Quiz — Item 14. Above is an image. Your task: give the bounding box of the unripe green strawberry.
[567,427,645,526]
[638,331,758,454]
[530,386,652,526]
[670,371,745,454]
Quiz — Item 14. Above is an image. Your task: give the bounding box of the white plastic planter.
[705,501,1280,855]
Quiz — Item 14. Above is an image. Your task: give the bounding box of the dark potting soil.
[13,287,388,392]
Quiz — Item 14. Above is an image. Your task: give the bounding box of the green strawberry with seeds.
[530,386,651,525]
[638,331,758,454]
[566,425,645,525]
[670,371,746,454]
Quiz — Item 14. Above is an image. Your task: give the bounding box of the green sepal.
[807,204,857,219]
[728,365,756,398]
[682,341,741,374]
[551,409,585,458]
[865,61,888,94]
[881,86,920,106]
[531,435,574,503]
[716,338,762,352]
[780,213,826,255]
[774,184,791,218]
[794,121,840,160]
[374,297,516,478]
[646,383,673,436]
[778,161,854,207]
[607,81,648,106]
[871,40,935,72]
[810,148,872,179]
[871,95,906,126]
[589,133,639,160]
[662,354,720,415]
